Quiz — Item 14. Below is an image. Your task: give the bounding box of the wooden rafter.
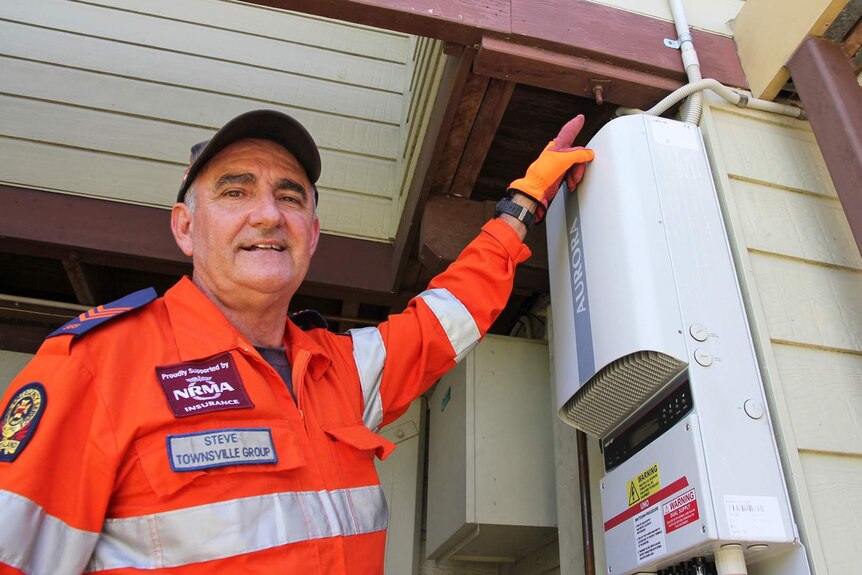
[428,69,490,196]
[61,254,97,307]
[450,78,516,198]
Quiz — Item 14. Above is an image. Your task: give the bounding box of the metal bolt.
[702,525,707,533]
[593,85,604,105]
[685,423,691,431]
[396,429,405,439]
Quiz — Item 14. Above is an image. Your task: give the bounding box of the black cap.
[177,109,321,203]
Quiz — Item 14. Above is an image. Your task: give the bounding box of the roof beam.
[474,36,682,110]
[787,36,862,255]
[426,65,489,197]
[250,0,746,92]
[419,195,549,293]
[61,255,97,307]
[449,78,515,198]
[0,185,394,293]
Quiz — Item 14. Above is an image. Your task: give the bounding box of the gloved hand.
[508,115,595,222]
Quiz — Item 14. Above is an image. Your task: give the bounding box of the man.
[0,110,593,574]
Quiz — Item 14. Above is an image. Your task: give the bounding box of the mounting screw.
[702,525,707,533]
[593,84,604,106]
[587,79,611,105]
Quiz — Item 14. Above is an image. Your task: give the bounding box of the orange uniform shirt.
[0,219,530,574]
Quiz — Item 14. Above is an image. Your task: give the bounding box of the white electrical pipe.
[857,69,862,86]
[668,0,703,124]
[617,0,806,122]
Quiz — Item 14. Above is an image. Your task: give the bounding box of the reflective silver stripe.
[419,288,480,363]
[88,486,388,571]
[0,489,99,575]
[350,326,386,431]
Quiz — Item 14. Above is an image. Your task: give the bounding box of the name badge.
[167,428,277,472]
[156,353,253,417]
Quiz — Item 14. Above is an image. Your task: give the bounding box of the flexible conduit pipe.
[618,1,806,122]
[857,69,862,86]
[620,78,806,119]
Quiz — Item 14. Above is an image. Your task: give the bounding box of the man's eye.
[224,189,244,198]
[279,194,301,204]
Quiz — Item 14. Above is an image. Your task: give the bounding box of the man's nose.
[248,192,281,227]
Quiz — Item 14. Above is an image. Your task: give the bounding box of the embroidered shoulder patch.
[290,309,328,331]
[48,287,158,339]
[0,383,47,462]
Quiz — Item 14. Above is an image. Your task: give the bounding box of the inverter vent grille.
[562,351,686,437]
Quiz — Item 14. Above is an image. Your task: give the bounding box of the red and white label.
[662,488,699,533]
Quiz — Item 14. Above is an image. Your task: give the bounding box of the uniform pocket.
[323,423,396,461]
[134,420,306,498]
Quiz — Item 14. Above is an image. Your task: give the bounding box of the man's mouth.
[242,244,284,252]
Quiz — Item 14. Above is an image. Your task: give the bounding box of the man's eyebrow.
[214,172,256,189]
[275,178,308,198]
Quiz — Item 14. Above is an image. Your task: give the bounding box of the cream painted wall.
[0,350,33,395]
[700,98,862,575]
[583,0,745,36]
[732,0,849,99]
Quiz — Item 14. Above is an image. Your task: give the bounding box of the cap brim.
[177,110,321,203]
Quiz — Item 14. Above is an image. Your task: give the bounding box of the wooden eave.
[1,0,750,349]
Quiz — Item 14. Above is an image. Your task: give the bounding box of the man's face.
[171,139,320,305]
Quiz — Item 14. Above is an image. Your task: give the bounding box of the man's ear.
[171,203,194,257]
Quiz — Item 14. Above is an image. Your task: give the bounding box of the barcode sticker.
[723,495,785,540]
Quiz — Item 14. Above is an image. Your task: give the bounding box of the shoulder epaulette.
[290,309,329,331]
[47,287,158,339]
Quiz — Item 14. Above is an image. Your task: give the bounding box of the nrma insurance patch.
[0,383,47,462]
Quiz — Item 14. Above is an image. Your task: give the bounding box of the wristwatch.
[495,197,536,231]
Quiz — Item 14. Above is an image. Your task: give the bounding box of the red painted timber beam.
[787,37,862,256]
[248,0,747,90]
[0,185,394,293]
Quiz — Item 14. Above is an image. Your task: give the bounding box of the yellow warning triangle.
[628,482,641,506]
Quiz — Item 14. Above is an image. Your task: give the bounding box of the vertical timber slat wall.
[394,38,447,238]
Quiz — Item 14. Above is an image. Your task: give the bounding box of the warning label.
[662,488,699,534]
[627,463,661,506]
[634,506,666,563]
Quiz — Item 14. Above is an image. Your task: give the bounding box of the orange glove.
[508,115,595,222]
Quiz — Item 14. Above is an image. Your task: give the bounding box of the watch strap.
[494,197,536,231]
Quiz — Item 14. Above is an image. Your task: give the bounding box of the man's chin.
[239,274,301,298]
